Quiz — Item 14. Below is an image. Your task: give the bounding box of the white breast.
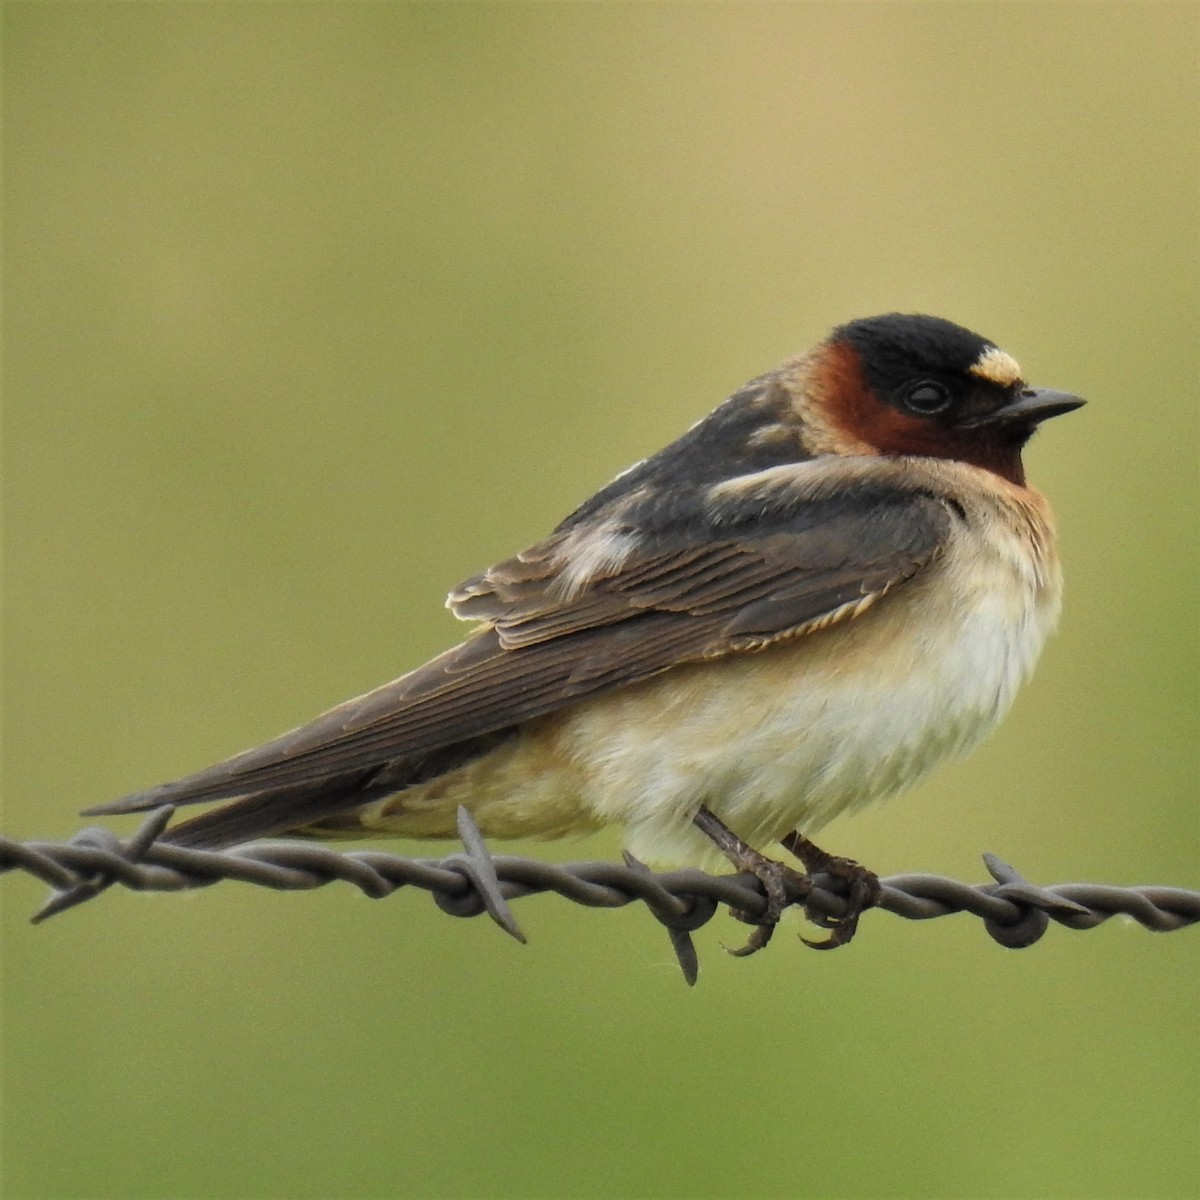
[564,482,1062,865]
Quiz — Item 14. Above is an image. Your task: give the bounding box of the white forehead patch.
[969,345,1023,387]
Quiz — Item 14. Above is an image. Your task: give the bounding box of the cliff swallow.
[85,313,1084,950]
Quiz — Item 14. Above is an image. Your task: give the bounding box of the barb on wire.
[2,808,1196,985]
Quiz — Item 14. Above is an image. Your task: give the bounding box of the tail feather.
[161,770,386,850]
[103,729,518,850]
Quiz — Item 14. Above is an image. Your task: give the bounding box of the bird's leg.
[692,805,812,956]
[779,830,881,949]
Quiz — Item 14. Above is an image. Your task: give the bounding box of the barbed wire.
[3,807,1196,984]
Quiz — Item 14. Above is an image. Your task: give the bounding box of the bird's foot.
[779,830,881,949]
[693,805,812,956]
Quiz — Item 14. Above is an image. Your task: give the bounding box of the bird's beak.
[960,387,1086,429]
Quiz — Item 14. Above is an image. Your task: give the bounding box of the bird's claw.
[781,830,881,949]
[692,804,812,956]
[693,805,881,955]
[723,857,812,956]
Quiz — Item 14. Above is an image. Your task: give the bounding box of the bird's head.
[808,313,1084,485]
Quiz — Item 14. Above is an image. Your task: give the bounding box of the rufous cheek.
[817,341,1025,484]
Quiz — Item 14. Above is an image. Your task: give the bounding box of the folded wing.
[85,474,952,843]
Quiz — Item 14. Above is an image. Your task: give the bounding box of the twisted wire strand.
[3,808,1196,985]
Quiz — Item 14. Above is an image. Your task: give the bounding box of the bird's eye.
[901,380,952,415]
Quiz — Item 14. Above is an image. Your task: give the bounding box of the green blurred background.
[4,4,1196,1198]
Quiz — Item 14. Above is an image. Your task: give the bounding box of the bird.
[84,313,1084,950]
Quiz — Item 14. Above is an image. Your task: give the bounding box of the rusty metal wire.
[3,807,1196,985]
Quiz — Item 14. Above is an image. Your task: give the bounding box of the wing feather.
[86,480,952,824]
